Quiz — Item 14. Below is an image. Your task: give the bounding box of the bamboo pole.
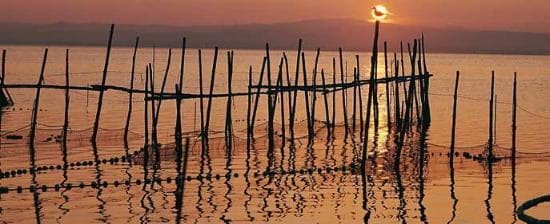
[302,52,313,139]
[400,42,408,102]
[246,66,253,140]
[265,44,275,147]
[289,40,302,140]
[225,51,234,148]
[369,21,380,128]
[250,57,267,135]
[494,94,498,144]
[175,84,183,171]
[394,53,401,128]
[124,37,139,145]
[153,48,172,127]
[144,66,150,148]
[277,57,286,145]
[356,55,364,138]
[198,50,206,149]
[339,48,349,136]
[352,67,358,133]
[332,58,336,133]
[421,34,431,124]
[311,48,320,134]
[91,24,114,142]
[488,71,495,160]
[149,62,157,147]
[29,49,48,144]
[321,69,331,133]
[512,72,517,159]
[450,71,460,163]
[204,47,219,141]
[283,53,292,138]
[179,38,186,89]
[62,49,70,147]
[384,42,391,126]
[148,63,159,162]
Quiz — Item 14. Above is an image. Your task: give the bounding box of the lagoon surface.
[1,45,550,223]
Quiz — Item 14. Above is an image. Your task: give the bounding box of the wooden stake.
[512,72,517,159]
[394,53,401,128]
[198,50,206,149]
[144,66,150,148]
[225,51,234,148]
[352,67,358,133]
[246,66,253,140]
[384,42,391,126]
[311,48,320,134]
[204,47,219,141]
[356,55,364,138]
[124,37,139,145]
[175,84,183,171]
[277,57,286,146]
[450,71,460,163]
[332,58,336,132]
[302,52,312,139]
[250,57,267,134]
[289,39,302,139]
[339,48,349,136]
[29,49,48,144]
[265,44,275,147]
[62,49,70,147]
[321,69,331,133]
[488,71,495,160]
[91,24,114,142]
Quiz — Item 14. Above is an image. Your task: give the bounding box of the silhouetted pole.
[225,51,234,148]
[356,55,364,138]
[124,37,139,145]
[332,58,336,133]
[91,24,114,143]
[179,38,186,88]
[153,48,172,133]
[62,49,70,147]
[144,66,150,148]
[339,48,349,136]
[289,40,302,140]
[450,71,460,163]
[276,58,286,145]
[29,49,48,144]
[351,68,359,132]
[198,50,206,148]
[265,44,275,147]
[204,47,219,141]
[175,84,183,165]
[394,53,401,128]
[246,66,253,141]
[302,52,313,139]
[321,69,331,133]
[311,48,320,135]
[512,72,517,159]
[488,71,495,160]
[250,57,267,135]
[384,42,391,126]
[369,21,380,128]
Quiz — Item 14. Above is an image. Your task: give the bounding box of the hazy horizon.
[2,0,550,33]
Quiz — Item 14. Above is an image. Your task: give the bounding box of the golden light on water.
[371,5,388,21]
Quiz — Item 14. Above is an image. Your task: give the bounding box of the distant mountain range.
[1,19,550,55]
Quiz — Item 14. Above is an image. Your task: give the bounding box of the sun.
[371,5,388,21]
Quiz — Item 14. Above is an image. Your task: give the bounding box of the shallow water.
[1,45,550,223]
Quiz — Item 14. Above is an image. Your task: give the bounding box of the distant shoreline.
[1,20,550,56]
[2,43,549,57]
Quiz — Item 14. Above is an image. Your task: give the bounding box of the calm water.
[1,45,550,223]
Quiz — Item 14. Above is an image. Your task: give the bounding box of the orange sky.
[2,0,549,33]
